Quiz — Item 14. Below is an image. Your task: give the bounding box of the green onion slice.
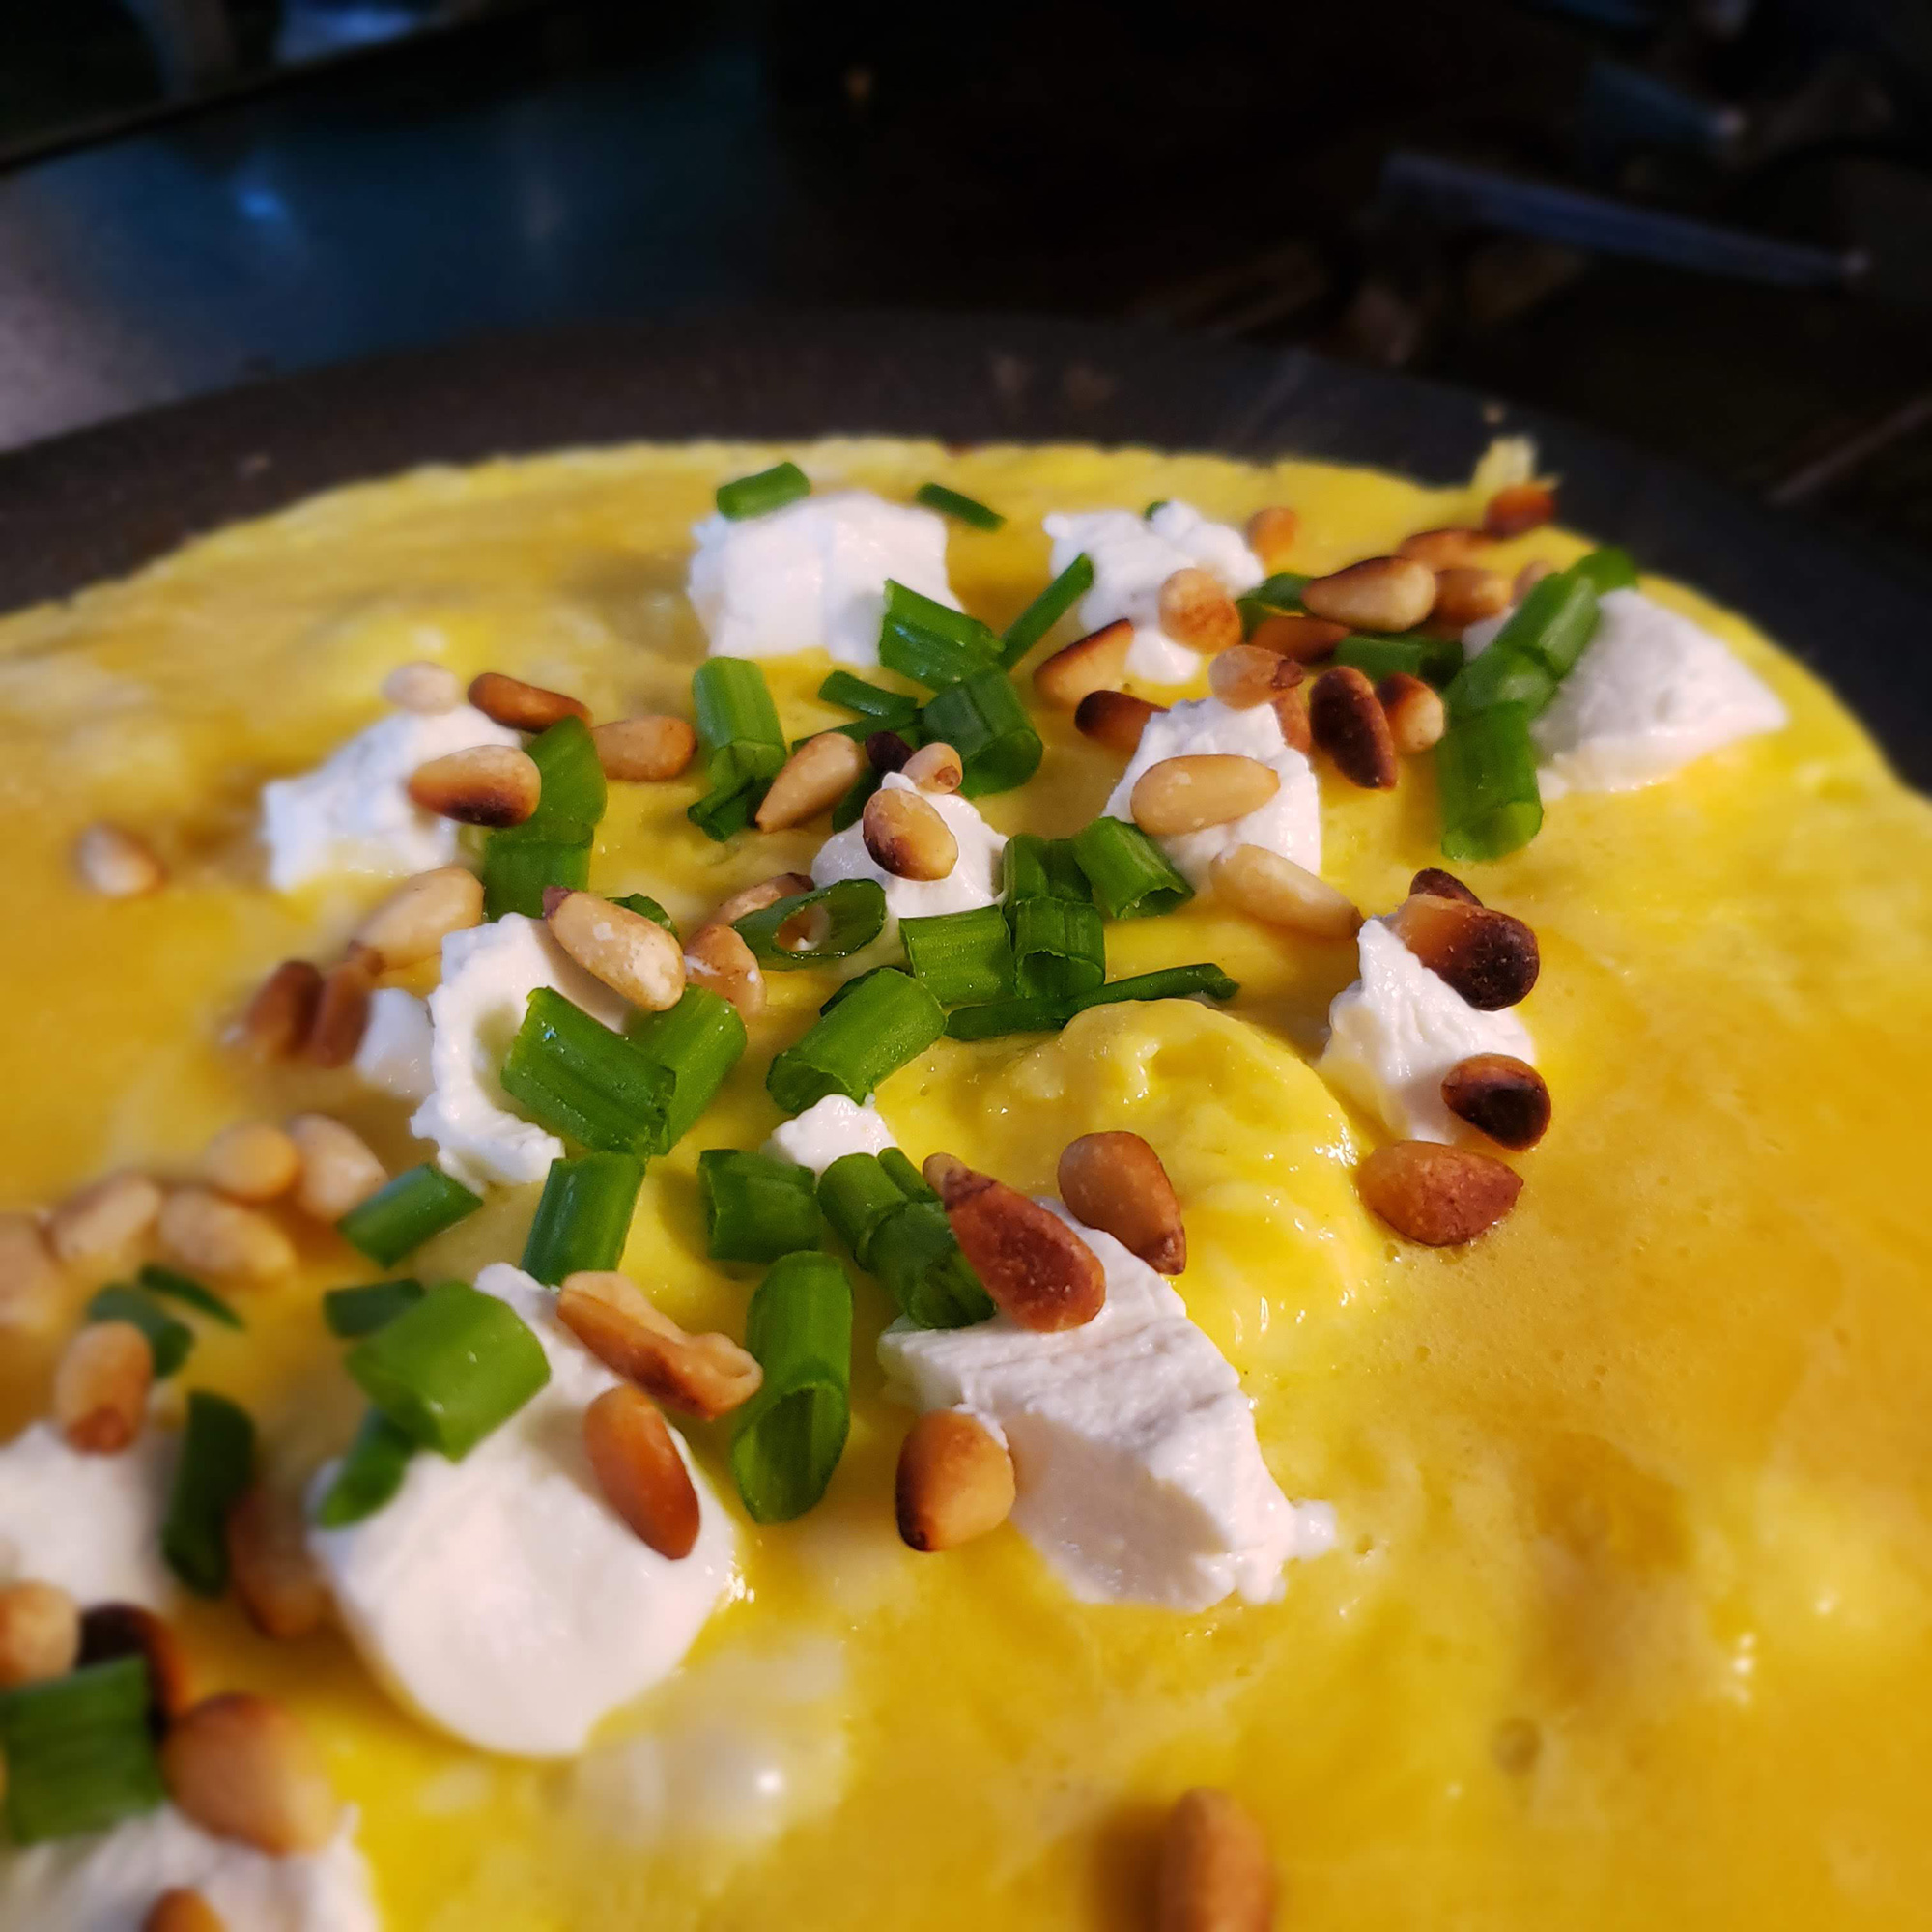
[0,1658,165,1844]
[817,1153,989,1328]
[999,553,1094,668]
[1572,545,1638,595]
[944,962,1238,1041]
[1435,702,1544,863]
[521,1151,644,1285]
[481,835,592,923]
[900,905,1016,1007]
[500,986,674,1159]
[610,892,677,934]
[817,1151,915,1270]
[942,996,1068,1042]
[1333,632,1466,689]
[729,1253,853,1522]
[915,481,1005,529]
[689,658,788,841]
[1001,832,1091,904]
[86,1287,192,1379]
[878,580,1004,691]
[322,1278,426,1340]
[1070,816,1194,920]
[817,670,923,731]
[734,879,888,969]
[919,670,1042,797]
[1009,895,1106,1002]
[716,461,810,520]
[819,964,912,1014]
[314,1407,417,1529]
[337,1163,484,1268]
[698,1149,821,1264]
[161,1391,254,1597]
[1236,570,1311,634]
[626,985,748,1151]
[136,1264,242,1329]
[767,967,946,1115]
[520,715,608,835]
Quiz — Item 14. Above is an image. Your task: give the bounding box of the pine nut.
[1158,569,1242,656]
[863,787,957,880]
[1377,672,1446,755]
[1388,893,1540,1009]
[1309,667,1398,789]
[381,661,460,714]
[226,1484,330,1641]
[1301,555,1436,633]
[78,1603,193,1726]
[1035,619,1132,707]
[1209,645,1301,711]
[1442,1053,1550,1151]
[144,1890,225,1932]
[0,1214,61,1330]
[582,1385,700,1559]
[1484,481,1557,539]
[1130,755,1278,837]
[901,740,964,794]
[924,1155,1106,1332]
[1074,689,1164,756]
[193,1125,295,1206]
[1158,1787,1277,1932]
[406,744,541,827]
[0,1581,80,1688]
[1514,557,1555,600]
[467,670,588,732]
[1248,612,1347,662]
[1410,867,1480,904]
[48,1171,162,1264]
[895,1409,1014,1552]
[305,952,375,1069]
[73,822,166,898]
[157,1189,296,1284]
[1272,685,1312,756]
[866,730,914,773]
[1356,1140,1522,1245]
[1057,1131,1186,1274]
[1209,845,1360,940]
[684,923,764,1021]
[161,1693,341,1855]
[706,872,814,929]
[592,714,697,781]
[1430,566,1511,629]
[54,1321,152,1453]
[755,732,866,832]
[1397,526,1493,570]
[547,891,686,1011]
[1244,505,1300,571]
[558,1271,762,1419]
[287,1115,386,1221]
[352,866,483,970]
[240,960,323,1061]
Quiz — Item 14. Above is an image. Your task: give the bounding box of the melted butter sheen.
[2,440,1931,1928]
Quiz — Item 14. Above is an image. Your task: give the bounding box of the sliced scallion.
[999,553,1094,668]
[481,835,592,922]
[698,1149,821,1264]
[819,964,911,1015]
[876,1147,936,1203]
[1333,632,1466,689]
[816,669,923,731]
[1001,832,1090,904]
[161,1390,254,1597]
[1572,545,1638,595]
[878,580,1003,691]
[1074,962,1238,1009]
[313,1407,417,1529]
[1435,701,1544,863]
[766,967,945,1115]
[1070,816,1194,920]
[716,461,810,520]
[915,481,1005,530]
[689,658,788,841]
[942,995,1067,1041]
[919,669,1042,796]
[610,892,677,935]
[816,1153,988,1328]
[136,1264,242,1329]
[520,1151,644,1285]
[336,1163,484,1268]
[1002,831,1104,1000]
[0,1658,165,1845]
[86,1287,192,1379]
[734,878,888,969]
[499,986,674,1159]
[900,905,1016,1007]
[625,985,748,1151]
[482,719,609,915]
[816,1151,914,1270]
[1236,570,1311,634]
[729,1252,852,1522]
[322,1278,426,1340]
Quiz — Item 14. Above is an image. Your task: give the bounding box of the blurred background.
[3,0,1929,568]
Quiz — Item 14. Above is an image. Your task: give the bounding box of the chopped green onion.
[86,1287,192,1379]
[734,878,888,969]
[136,1264,242,1329]
[689,658,787,841]
[876,1147,936,1202]
[481,835,591,922]
[1444,643,1557,718]
[347,1279,550,1459]
[1144,498,1170,519]
[1572,545,1638,594]
[816,1153,989,1328]
[1075,962,1238,1009]
[0,1658,165,1844]
[1237,571,1310,633]
[729,1253,852,1522]
[830,764,883,831]
[919,670,1042,796]
[817,670,923,731]
[625,985,747,1150]
[942,995,1068,1041]
[1070,817,1194,920]
[878,580,1003,690]
[1009,895,1106,1001]
[698,1149,821,1264]
[767,968,946,1115]
[1435,702,1544,863]
[1001,832,1091,904]
[322,1278,426,1340]
[1333,632,1466,689]
[900,905,1015,1007]
[336,1163,483,1268]
[520,1151,643,1285]
[161,1391,254,1597]
[999,553,1094,668]
[500,986,673,1159]
[313,1407,417,1529]
[819,964,911,1015]
[817,1151,916,1269]
[916,481,1005,529]
[716,461,810,520]
[519,715,608,834]
[1448,572,1598,726]
[610,892,677,934]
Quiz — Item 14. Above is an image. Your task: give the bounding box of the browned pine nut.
[1377,672,1446,755]
[901,740,964,794]
[1514,557,1556,601]
[1484,481,1557,539]
[157,1189,296,1285]
[0,1214,61,1330]
[1272,685,1312,756]
[144,1890,226,1932]
[406,744,541,827]
[557,1271,762,1420]
[1356,1140,1522,1245]
[1309,667,1398,790]
[54,1321,152,1453]
[1248,612,1347,663]
[78,1603,193,1726]
[895,1409,1015,1552]
[684,922,765,1020]
[1131,755,1278,838]
[1397,526,1493,570]
[305,952,376,1069]
[1074,689,1164,756]
[352,866,483,970]
[1300,555,1436,633]
[161,1693,341,1854]
[547,891,686,1011]
[1035,619,1132,707]
[287,1115,387,1222]
[199,1124,299,1205]
[241,960,323,1062]
[467,670,588,732]
[863,787,957,880]
[1209,845,1360,941]
[582,1385,700,1559]
[755,731,867,832]
[1441,1054,1550,1151]
[0,1581,80,1688]
[1158,1787,1277,1932]
[1430,566,1511,629]
[706,872,814,930]
[1387,894,1540,1009]
[866,730,913,774]
[381,661,460,714]
[1208,645,1302,711]
[226,1484,330,1641]
[1158,569,1242,656]
[1057,1131,1186,1273]
[1244,505,1300,571]
[73,823,165,898]
[1410,867,1480,905]
[925,1155,1106,1332]
[48,1171,162,1265]
[592,714,697,781]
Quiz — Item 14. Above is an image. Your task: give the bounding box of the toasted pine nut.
[925,1155,1106,1332]
[144,1890,226,1932]
[1430,566,1511,629]
[225,1484,329,1641]
[1309,667,1398,790]
[352,866,483,970]
[54,1321,151,1453]
[902,740,964,794]
[0,1214,61,1331]
[1158,1787,1277,1932]
[1442,1053,1550,1151]
[863,787,957,880]
[895,1410,1015,1552]
[407,744,541,827]
[754,731,866,832]
[706,872,814,930]
[1356,1141,1522,1245]
[1410,867,1480,905]
[1388,893,1540,1009]
[198,1124,299,1206]
[304,952,375,1070]
[73,822,165,898]
[684,922,765,1021]
[78,1603,193,1725]
[1377,672,1446,755]
[1208,645,1301,711]
[240,960,323,1062]
[547,891,686,1012]
[1057,1131,1186,1274]
[157,1189,296,1285]
[1484,480,1557,539]
[161,1693,341,1855]
[1210,844,1360,940]
[1248,612,1347,662]
[1397,526,1493,570]
[287,1115,386,1221]
[592,714,697,781]
[1074,689,1164,756]
[559,1271,762,1420]
[1158,569,1242,656]
[1514,557,1555,601]
[1272,685,1312,756]
[1131,755,1278,838]
[381,661,460,714]
[582,1385,700,1559]
[1035,619,1132,708]
[48,1171,162,1265]
[0,1581,79,1688]
[467,670,588,732]
[1301,555,1436,633]
[1244,505,1300,570]
[866,730,914,773]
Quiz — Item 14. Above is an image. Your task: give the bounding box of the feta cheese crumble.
[688,491,959,667]
[259,703,521,892]
[353,986,434,1104]
[1318,919,1534,1143]
[879,1208,1333,1611]
[1102,696,1321,889]
[309,1264,737,1759]
[810,772,1007,922]
[765,1094,897,1178]
[0,1422,175,1610]
[1043,500,1264,684]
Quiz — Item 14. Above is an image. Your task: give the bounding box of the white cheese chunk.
[0,1422,175,1610]
[410,914,628,1191]
[309,1264,737,1759]
[259,703,521,892]
[879,1208,1333,1611]
[1318,919,1533,1142]
[1463,587,1785,798]
[810,772,1007,922]
[764,1094,897,1178]
[353,986,434,1104]
[0,1807,378,1932]
[1043,500,1264,684]
[1102,696,1321,889]
[688,490,959,667]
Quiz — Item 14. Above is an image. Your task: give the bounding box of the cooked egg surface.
[2,439,1930,1928]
